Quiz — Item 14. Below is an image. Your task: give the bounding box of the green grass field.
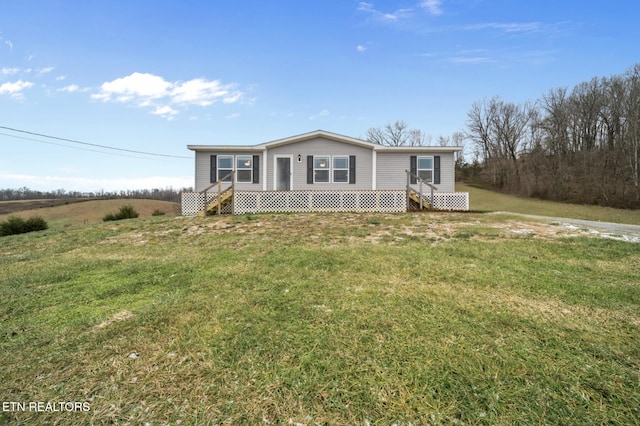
[1,211,638,425]
[459,183,640,225]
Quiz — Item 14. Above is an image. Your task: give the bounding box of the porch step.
[201,189,233,215]
[408,191,432,210]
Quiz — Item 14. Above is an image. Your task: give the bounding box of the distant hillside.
[0,199,180,227]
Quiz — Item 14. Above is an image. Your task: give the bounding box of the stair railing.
[200,171,235,215]
[405,170,438,210]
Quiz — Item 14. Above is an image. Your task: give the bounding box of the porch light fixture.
[297,154,302,162]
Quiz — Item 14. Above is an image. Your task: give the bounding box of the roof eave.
[187,145,266,152]
[374,146,463,152]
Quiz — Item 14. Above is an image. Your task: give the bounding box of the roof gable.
[261,130,376,149]
[187,129,462,152]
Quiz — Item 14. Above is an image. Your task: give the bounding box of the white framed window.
[218,155,233,181]
[314,155,330,183]
[236,155,252,183]
[333,156,349,183]
[417,156,433,182]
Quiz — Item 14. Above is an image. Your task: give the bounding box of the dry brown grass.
[0,199,180,227]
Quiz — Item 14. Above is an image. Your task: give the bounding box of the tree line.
[466,63,640,209]
[0,187,191,203]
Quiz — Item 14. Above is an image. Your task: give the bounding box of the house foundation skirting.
[181,190,469,215]
[418,192,470,212]
[234,190,406,214]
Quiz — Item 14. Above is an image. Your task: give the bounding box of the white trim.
[417,155,434,183]
[217,155,233,182]
[372,150,377,190]
[262,149,267,191]
[332,155,349,183]
[313,155,331,184]
[235,155,253,183]
[273,155,293,190]
[188,130,463,154]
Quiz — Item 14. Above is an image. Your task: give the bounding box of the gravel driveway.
[493,212,640,243]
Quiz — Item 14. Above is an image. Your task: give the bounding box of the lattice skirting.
[181,192,232,215]
[417,192,469,211]
[182,190,469,215]
[234,190,407,214]
[182,192,202,216]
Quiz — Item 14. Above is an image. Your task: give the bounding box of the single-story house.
[181,129,468,215]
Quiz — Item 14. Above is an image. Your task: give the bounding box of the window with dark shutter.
[349,155,356,184]
[434,155,441,184]
[332,156,349,183]
[307,156,314,184]
[253,155,260,184]
[410,156,417,184]
[210,155,217,183]
[236,155,253,182]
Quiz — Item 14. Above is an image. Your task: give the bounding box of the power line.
[0,132,168,161]
[0,125,191,159]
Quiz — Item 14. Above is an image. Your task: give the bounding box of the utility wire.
[0,125,191,159]
[0,132,167,161]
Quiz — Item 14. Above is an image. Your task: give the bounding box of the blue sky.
[1,0,638,192]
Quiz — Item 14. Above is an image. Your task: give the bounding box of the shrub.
[103,205,140,222]
[0,215,48,236]
[25,216,49,232]
[151,209,165,216]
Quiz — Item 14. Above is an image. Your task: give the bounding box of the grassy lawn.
[458,183,640,225]
[1,212,639,425]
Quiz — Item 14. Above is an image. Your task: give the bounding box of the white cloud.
[0,173,192,192]
[1,67,20,76]
[92,72,244,119]
[171,78,240,106]
[151,105,179,120]
[93,72,172,103]
[1,37,13,52]
[57,167,77,174]
[356,44,368,53]
[357,2,413,23]
[38,67,55,75]
[309,109,330,120]
[421,0,443,16]
[225,113,240,119]
[0,80,34,99]
[58,84,90,93]
[463,22,542,33]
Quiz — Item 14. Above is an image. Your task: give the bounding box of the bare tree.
[366,120,431,146]
[466,63,640,208]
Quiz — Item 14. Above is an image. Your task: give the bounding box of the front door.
[275,157,291,190]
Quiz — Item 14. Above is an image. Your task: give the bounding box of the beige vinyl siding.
[267,137,373,190]
[194,151,262,192]
[376,151,456,192]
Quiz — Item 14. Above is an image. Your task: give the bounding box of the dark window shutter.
[349,155,356,184]
[410,155,417,184]
[434,155,441,184]
[307,155,314,184]
[252,155,260,184]
[210,155,217,183]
